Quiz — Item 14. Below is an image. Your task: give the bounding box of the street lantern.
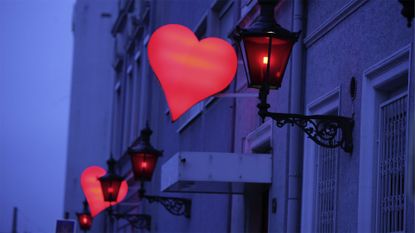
[128,126,162,181]
[77,200,93,232]
[237,0,299,89]
[127,125,191,218]
[235,0,354,153]
[97,157,152,230]
[98,157,123,203]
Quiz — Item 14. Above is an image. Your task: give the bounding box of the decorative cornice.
[304,0,368,48]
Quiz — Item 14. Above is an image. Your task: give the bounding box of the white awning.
[160,152,272,194]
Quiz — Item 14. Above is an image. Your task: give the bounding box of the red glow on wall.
[148,24,237,121]
[80,166,128,217]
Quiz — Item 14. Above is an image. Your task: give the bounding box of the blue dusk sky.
[0,0,75,232]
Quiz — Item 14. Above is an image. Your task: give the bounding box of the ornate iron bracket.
[143,195,191,218]
[112,213,151,231]
[265,112,353,153]
[257,85,354,153]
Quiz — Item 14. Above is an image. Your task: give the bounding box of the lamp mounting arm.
[265,111,353,153]
[111,213,151,231]
[144,195,191,218]
[257,87,353,153]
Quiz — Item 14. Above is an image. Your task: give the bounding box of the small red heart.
[148,24,237,121]
[80,166,128,217]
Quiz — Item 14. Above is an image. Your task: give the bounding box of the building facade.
[64,0,415,232]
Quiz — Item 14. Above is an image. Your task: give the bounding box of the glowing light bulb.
[108,187,114,193]
[263,56,268,65]
[82,217,88,224]
[141,161,148,169]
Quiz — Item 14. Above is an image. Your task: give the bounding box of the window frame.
[358,45,413,233]
[301,87,341,232]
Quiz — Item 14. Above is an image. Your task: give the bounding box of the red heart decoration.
[148,24,237,121]
[80,166,128,217]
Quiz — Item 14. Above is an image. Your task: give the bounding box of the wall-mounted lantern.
[76,200,93,233]
[234,0,354,153]
[98,157,152,231]
[128,126,162,182]
[128,125,192,218]
[98,157,123,203]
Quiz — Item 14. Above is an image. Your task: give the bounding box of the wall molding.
[304,0,368,48]
[244,119,273,153]
[357,44,411,233]
[301,87,341,232]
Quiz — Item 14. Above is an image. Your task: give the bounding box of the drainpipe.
[287,0,304,232]
[411,16,415,233]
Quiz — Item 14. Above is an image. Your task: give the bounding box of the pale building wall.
[64,0,414,232]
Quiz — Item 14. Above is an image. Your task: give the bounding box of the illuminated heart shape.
[80,166,128,217]
[148,24,237,121]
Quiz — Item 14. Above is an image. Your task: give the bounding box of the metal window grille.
[315,145,338,232]
[377,94,407,233]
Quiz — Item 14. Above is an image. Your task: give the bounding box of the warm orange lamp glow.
[263,56,268,64]
[80,166,128,217]
[148,24,238,121]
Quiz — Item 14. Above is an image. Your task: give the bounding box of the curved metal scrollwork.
[266,112,354,153]
[144,195,191,218]
[112,213,151,231]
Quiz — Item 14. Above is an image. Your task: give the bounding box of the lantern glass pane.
[131,153,158,181]
[242,36,294,89]
[242,36,271,88]
[268,37,294,88]
[99,178,122,202]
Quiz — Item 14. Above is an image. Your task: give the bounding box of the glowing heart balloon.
[80,166,128,217]
[148,24,237,121]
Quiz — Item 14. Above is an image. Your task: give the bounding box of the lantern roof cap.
[128,125,163,157]
[98,157,124,182]
[83,201,90,215]
[80,200,91,215]
[237,0,299,40]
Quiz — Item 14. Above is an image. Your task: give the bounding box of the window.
[314,132,338,232]
[301,88,340,232]
[129,53,141,141]
[376,93,407,233]
[358,45,413,232]
[124,65,134,146]
[212,0,234,39]
[174,1,237,131]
